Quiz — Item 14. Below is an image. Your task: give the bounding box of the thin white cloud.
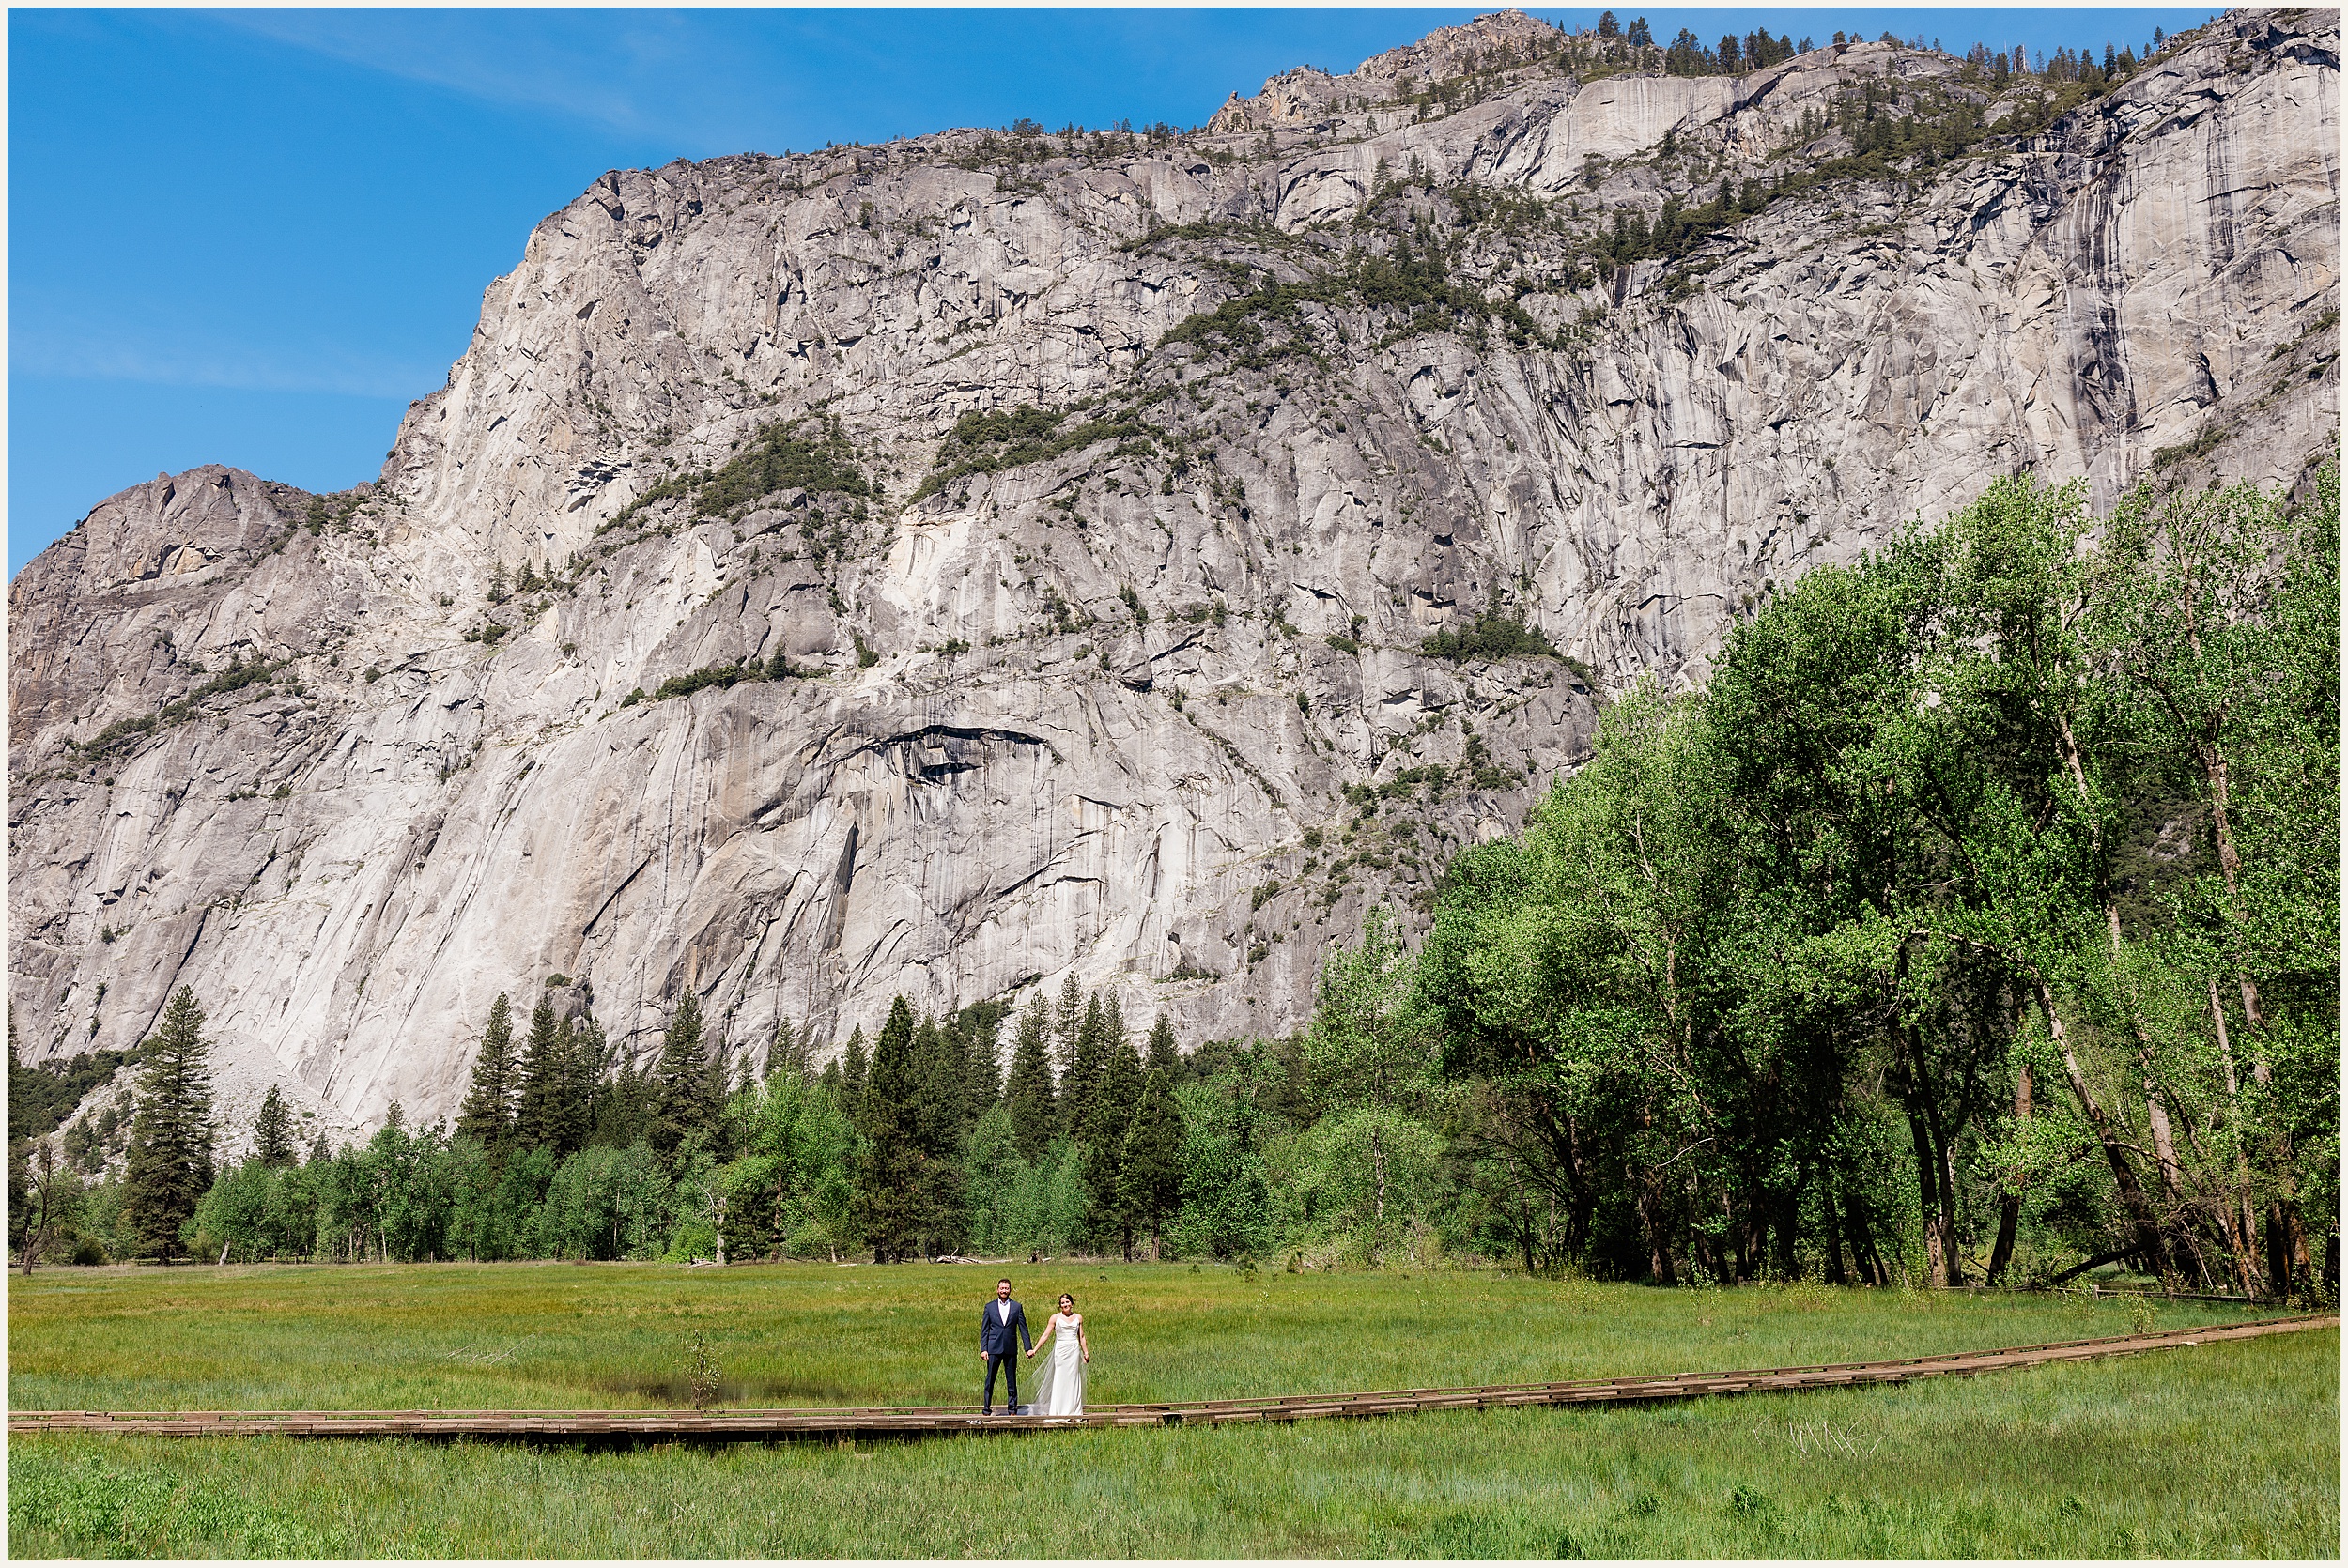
[13,326,441,401]
[206,9,765,146]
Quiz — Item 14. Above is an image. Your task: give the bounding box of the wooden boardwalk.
[11,1313,2332,1444]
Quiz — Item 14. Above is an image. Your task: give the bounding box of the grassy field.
[8,1261,2338,1558]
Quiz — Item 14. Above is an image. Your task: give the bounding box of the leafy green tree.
[2083,470,2341,1292]
[455,994,517,1148]
[193,1157,271,1264]
[718,1067,857,1261]
[123,987,216,1261]
[1301,910,1446,1258]
[1168,1045,1289,1261]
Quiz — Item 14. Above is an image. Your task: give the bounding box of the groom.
[979,1276,1032,1415]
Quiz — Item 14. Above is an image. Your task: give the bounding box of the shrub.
[1419,599,1558,662]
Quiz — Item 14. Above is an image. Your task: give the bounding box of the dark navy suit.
[980,1298,1032,1412]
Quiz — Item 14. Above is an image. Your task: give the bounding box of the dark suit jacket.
[981,1299,1032,1356]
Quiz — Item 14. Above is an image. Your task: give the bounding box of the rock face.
[8,8,2339,1145]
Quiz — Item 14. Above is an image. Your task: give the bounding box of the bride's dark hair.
[1059,1292,1075,1308]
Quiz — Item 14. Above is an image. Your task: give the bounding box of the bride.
[1022,1292,1089,1418]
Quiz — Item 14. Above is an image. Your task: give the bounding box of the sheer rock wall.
[8,8,2337,1144]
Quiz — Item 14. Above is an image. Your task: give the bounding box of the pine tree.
[704,1026,741,1161]
[1103,992,1128,1062]
[909,1015,963,1155]
[252,1084,297,1168]
[123,986,216,1261]
[1146,1011,1181,1076]
[910,1012,967,1250]
[841,1026,870,1120]
[456,993,517,1147]
[1053,975,1085,1080]
[305,1132,333,1167]
[953,1002,1006,1116]
[851,997,929,1261]
[514,997,568,1153]
[1065,992,1110,1140]
[1087,1015,1146,1254]
[1118,1069,1186,1259]
[770,1018,814,1082]
[558,1018,600,1156]
[1003,997,1058,1159]
[653,994,716,1156]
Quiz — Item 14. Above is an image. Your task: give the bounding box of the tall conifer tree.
[1053,976,1086,1079]
[1119,1069,1186,1259]
[456,994,517,1147]
[1147,1011,1181,1076]
[252,1084,297,1169]
[909,1015,963,1154]
[1003,997,1058,1159]
[1087,1015,1146,1253]
[555,1017,598,1156]
[955,1003,1005,1115]
[851,998,928,1261]
[513,996,567,1152]
[841,1027,871,1120]
[1065,992,1109,1140]
[770,1018,814,1081]
[123,986,216,1261]
[653,994,715,1156]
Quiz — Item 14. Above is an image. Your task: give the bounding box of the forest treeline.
[9,466,2340,1296]
[1418,466,2340,1296]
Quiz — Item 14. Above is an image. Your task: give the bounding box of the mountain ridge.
[8,8,2338,1154]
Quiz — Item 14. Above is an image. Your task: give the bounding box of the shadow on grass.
[594,1373,868,1407]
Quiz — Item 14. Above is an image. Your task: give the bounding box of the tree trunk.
[2247,1042,2310,1295]
[1822,1189,1847,1285]
[1934,1110,1963,1284]
[1845,1190,1888,1285]
[1636,1175,1674,1284]
[2211,980,2263,1292]
[1908,1107,1951,1287]
[1986,1059,2031,1285]
[2030,975,2170,1281]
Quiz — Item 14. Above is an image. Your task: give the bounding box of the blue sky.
[8,8,2217,576]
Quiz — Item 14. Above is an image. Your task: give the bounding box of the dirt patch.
[595,1374,865,1407]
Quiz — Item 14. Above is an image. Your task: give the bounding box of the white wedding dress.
[1024,1313,1086,1418]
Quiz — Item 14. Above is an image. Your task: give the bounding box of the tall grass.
[3,1259,2294,1413]
[8,1263,2336,1557]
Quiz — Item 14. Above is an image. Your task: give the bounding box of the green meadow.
[8,1261,2338,1558]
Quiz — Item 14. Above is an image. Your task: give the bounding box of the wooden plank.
[11,1314,2332,1442]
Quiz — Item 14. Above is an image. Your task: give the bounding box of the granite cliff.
[8,8,2338,1146]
